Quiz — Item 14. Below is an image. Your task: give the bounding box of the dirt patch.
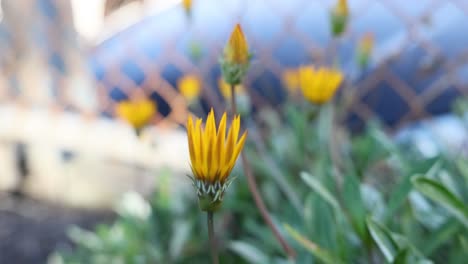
[0,192,114,264]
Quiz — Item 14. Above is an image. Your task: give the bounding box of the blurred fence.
[0,0,468,131]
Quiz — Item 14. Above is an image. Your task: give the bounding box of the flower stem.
[230,85,296,259]
[207,211,219,264]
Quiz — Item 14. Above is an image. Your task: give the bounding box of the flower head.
[298,66,344,104]
[220,24,251,85]
[116,98,156,130]
[178,74,202,102]
[187,109,247,211]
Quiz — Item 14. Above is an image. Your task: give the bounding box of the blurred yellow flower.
[178,75,202,102]
[183,0,192,14]
[282,68,300,92]
[224,24,249,65]
[298,66,344,104]
[187,109,247,184]
[116,98,156,130]
[218,78,245,99]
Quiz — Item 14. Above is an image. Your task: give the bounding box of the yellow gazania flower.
[178,74,202,102]
[218,78,245,99]
[281,68,300,92]
[298,66,344,104]
[224,24,249,65]
[116,98,156,130]
[187,109,247,184]
[187,109,247,211]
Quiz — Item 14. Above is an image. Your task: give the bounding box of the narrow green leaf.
[386,161,441,220]
[455,158,468,185]
[423,219,461,255]
[228,241,269,264]
[426,160,442,179]
[343,173,367,238]
[385,174,413,219]
[411,176,468,228]
[301,172,340,212]
[459,236,468,251]
[366,217,399,262]
[247,147,303,214]
[392,248,410,264]
[284,224,345,264]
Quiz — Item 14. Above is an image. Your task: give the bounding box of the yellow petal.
[229,130,247,172]
[225,24,249,64]
[187,116,195,164]
[195,118,204,180]
[215,113,227,176]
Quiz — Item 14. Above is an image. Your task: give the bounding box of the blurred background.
[0,0,467,263]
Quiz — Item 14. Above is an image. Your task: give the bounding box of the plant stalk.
[230,85,296,259]
[207,211,219,264]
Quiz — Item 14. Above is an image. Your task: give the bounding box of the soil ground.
[0,192,114,264]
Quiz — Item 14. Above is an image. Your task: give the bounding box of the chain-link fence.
[1,0,467,131]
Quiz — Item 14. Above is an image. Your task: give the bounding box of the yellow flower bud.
[298,66,344,104]
[357,32,374,68]
[335,0,349,17]
[224,24,249,65]
[178,74,202,102]
[330,0,349,37]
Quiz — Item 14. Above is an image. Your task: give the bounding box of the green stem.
[207,211,219,264]
[230,84,296,259]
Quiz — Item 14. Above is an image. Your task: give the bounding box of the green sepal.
[330,12,348,37]
[219,56,251,86]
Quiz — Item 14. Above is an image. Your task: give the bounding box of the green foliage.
[51,99,468,263]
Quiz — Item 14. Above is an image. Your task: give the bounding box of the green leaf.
[456,158,468,183]
[228,241,269,264]
[411,176,468,228]
[247,146,303,214]
[284,224,345,264]
[423,219,461,255]
[386,161,442,220]
[460,235,468,251]
[366,217,399,262]
[301,172,340,212]
[343,173,367,239]
[392,248,410,264]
